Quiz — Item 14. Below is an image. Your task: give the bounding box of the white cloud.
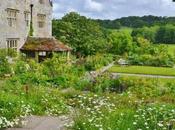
[84,0,103,12]
[52,0,175,19]
[53,3,59,12]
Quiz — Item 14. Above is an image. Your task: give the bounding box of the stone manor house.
[0,0,71,61]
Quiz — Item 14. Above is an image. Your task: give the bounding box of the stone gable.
[0,0,52,51]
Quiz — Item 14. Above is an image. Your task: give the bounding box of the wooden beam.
[35,51,39,62]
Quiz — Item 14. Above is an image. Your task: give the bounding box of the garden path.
[6,115,71,130]
[85,61,115,81]
[112,73,175,79]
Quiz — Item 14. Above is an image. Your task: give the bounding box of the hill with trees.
[131,24,175,44]
[95,15,175,29]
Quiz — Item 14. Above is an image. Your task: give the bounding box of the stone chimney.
[29,4,34,36]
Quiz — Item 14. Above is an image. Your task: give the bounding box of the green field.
[167,44,175,55]
[119,75,175,84]
[109,65,175,76]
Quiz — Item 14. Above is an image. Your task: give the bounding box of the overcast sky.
[52,0,175,20]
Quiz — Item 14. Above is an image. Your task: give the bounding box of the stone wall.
[0,0,52,51]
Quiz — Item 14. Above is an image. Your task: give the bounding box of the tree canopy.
[53,12,108,56]
[132,24,175,44]
[107,30,133,55]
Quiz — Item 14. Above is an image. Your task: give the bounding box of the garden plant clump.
[133,105,175,130]
[70,77,175,130]
[0,103,32,128]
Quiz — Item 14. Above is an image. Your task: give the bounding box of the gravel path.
[112,73,175,79]
[6,115,71,130]
[84,61,115,81]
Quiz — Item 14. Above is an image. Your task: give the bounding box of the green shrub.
[0,80,69,129]
[0,49,11,76]
[133,104,175,130]
[128,44,175,67]
[84,53,113,71]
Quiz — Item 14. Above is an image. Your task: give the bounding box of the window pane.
[6,9,18,27]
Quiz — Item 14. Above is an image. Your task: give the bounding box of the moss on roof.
[20,37,72,52]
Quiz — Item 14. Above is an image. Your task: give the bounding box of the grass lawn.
[109,65,175,76]
[119,75,175,84]
[166,44,175,55]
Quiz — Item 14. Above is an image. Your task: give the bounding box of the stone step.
[6,115,71,130]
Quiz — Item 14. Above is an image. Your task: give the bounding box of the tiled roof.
[20,37,72,52]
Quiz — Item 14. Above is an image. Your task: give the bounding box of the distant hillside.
[95,15,175,29]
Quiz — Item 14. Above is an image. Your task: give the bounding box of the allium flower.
[157,123,164,127]
[133,122,137,125]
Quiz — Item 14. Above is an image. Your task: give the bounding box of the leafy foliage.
[0,49,11,76]
[96,15,175,29]
[84,54,113,71]
[132,24,175,44]
[107,30,133,55]
[129,39,175,67]
[53,12,108,56]
[131,26,158,43]
[155,24,175,44]
[105,30,175,67]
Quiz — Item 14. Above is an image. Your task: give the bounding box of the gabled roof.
[20,37,72,52]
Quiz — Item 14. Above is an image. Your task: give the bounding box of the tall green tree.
[132,26,158,43]
[53,12,107,56]
[108,30,133,55]
[155,24,175,44]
